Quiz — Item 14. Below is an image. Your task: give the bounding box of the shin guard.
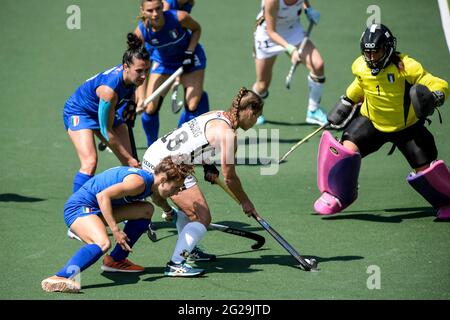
[314,131,361,215]
[407,160,450,219]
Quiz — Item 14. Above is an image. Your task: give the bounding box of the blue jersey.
[64,167,154,227]
[166,0,193,13]
[64,64,135,117]
[138,10,205,71]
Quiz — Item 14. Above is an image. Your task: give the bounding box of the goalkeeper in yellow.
[313,23,450,219]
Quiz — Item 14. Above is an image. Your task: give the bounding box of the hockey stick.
[146,220,264,248]
[285,20,315,89]
[214,178,318,271]
[278,123,328,164]
[138,67,183,113]
[126,120,138,160]
[209,223,265,250]
[170,81,184,114]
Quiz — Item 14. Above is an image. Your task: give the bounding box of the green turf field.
[0,0,449,300]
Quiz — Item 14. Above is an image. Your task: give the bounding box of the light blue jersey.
[63,65,135,131]
[166,0,193,13]
[138,10,206,74]
[64,167,154,227]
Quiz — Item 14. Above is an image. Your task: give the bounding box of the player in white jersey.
[253,0,327,126]
[142,87,264,277]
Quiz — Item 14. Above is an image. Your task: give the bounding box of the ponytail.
[390,52,405,73]
[122,33,150,65]
[228,87,264,129]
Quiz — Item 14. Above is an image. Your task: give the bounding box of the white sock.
[171,221,207,264]
[175,209,190,234]
[307,74,325,111]
[252,84,268,99]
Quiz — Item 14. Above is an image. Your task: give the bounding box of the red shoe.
[41,275,80,293]
[101,254,144,273]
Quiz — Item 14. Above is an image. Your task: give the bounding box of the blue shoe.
[256,115,266,125]
[306,107,328,126]
[188,246,216,262]
[164,260,205,277]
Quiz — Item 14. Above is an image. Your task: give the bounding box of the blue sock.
[55,244,103,278]
[178,91,210,128]
[141,112,159,147]
[109,219,150,261]
[177,109,196,128]
[73,171,93,193]
[196,91,210,115]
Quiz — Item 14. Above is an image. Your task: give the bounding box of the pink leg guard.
[314,131,361,215]
[407,160,450,219]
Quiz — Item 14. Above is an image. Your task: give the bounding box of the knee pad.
[314,131,361,215]
[307,74,325,107]
[407,160,450,219]
[308,73,326,83]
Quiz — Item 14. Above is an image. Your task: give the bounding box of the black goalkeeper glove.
[432,90,445,108]
[327,96,354,128]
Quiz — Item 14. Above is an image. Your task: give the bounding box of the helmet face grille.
[360,24,396,75]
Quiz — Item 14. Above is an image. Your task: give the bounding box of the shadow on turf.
[83,253,364,290]
[264,120,318,127]
[199,253,364,274]
[82,269,166,290]
[0,193,45,202]
[319,206,438,223]
[82,250,363,290]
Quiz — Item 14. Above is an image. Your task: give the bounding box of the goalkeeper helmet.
[360,24,397,75]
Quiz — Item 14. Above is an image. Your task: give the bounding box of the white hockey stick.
[139,67,183,112]
[285,21,315,89]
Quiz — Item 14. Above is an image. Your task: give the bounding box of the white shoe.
[41,276,80,293]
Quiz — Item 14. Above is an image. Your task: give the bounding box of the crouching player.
[313,24,449,219]
[41,155,194,293]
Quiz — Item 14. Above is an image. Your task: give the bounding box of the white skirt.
[254,22,305,59]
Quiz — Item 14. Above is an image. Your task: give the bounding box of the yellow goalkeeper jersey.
[346,54,448,132]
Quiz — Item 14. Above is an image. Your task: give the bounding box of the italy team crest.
[387,73,395,83]
[71,116,80,127]
[82,206,93,213]
[169,29,179,39]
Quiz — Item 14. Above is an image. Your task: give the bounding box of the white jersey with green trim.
[142,111,232,172]
[256,0,304,29]
[254,0,305,59]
